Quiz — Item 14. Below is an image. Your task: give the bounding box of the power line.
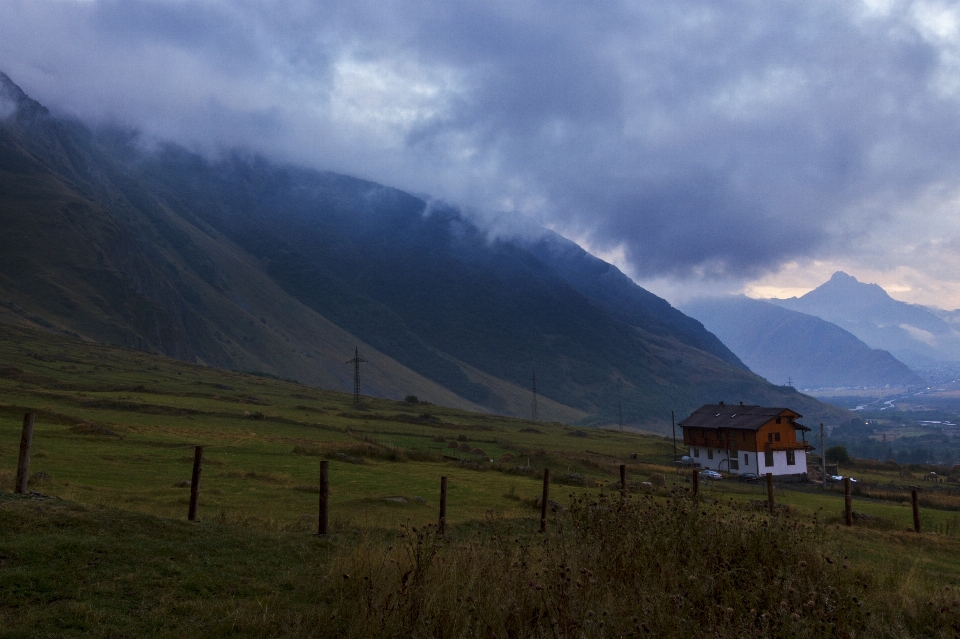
[531,370,539,421]
[345,347,367,405]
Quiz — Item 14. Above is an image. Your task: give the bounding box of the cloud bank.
[3,0,960,300]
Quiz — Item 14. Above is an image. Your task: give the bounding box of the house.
[678,403,812,479]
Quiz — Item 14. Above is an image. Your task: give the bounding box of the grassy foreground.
[3,489,960,638]
[2,322,960,636]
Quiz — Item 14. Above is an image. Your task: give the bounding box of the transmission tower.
[531,370,539,421]
[346,347,367,405]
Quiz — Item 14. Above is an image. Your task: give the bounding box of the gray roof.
[678,404,809,432]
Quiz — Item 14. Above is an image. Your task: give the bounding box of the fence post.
[188,445,203,521]
[692,468,699,500]
[766,472,775,515]
[619,464,626,498]
[540,468,550,533]
[912,489,921,533]
[439,476,448,536]
[844,477,852,526]
[15,413,35,494]
[318,460,329,535]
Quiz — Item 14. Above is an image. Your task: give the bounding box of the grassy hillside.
[2,323,960,636]
[0,320,659,528]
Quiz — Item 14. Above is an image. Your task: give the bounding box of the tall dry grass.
[274,492,959,638]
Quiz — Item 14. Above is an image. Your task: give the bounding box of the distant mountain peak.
[767,270,960,365]
[804,271,891,305]
[829,271,856,283]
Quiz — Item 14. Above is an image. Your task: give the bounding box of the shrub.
[826,446,850,463]
[404,395,419,404]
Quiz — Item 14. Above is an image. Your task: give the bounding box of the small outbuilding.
[678,403,812,480]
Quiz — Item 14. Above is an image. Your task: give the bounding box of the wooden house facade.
[678,403,812,478]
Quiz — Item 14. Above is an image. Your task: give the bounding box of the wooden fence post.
[540,468,550,533]
[318,460,329,536]
[619,464,626,498]
[844,477,852,526]
[912,489,921,533]
[439,476,448,536]
[188,445,203,522]
[15,413,35,494]
[766,473,775,515]
[692,468,699,500]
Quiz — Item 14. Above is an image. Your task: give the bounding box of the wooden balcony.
[764,440,813,451]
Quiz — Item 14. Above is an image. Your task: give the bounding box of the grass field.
[3,321,960,636]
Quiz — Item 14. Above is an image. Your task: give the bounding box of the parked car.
[699,469,723,480]
[737,472,759,483]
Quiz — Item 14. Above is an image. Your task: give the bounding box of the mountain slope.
[525,232,747,370]
[683,296,922,388]
[0,71,850,428]
[769,272,960,366]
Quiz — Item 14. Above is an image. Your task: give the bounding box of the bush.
[404,395,419,404]
[826,446,850,463]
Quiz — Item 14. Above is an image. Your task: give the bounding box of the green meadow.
[3,320,960,637]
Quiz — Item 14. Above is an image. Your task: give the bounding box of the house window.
[730,458,739,470]
[767,433,773,443]
[776,417,781,424]
[764,450,774,467]
[707,449,714,460]
[787,450,796,466]
[774,432,781,442]
[693,447,700,458]
[744,453,749,465]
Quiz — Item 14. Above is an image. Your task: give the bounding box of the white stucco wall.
[689,446,807,476]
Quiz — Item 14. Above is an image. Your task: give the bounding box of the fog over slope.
[0,71,850,428]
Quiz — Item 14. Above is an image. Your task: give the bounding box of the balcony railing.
[764,441,813,451]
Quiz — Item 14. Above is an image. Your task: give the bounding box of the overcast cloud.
[4,0,960,305]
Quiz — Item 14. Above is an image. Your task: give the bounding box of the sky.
[4,0,960,307]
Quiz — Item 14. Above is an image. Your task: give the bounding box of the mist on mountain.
[0,71,850,428]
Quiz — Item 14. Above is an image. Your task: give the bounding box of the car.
[699,469,723,480]
[737,472,759,483]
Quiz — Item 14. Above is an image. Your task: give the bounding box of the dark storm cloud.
[2,0,958,280]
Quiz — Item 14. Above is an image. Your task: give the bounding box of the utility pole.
[346,347,367,405]
[531,370,539,421]
[820,422,826,490]
[671,410,677,461]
